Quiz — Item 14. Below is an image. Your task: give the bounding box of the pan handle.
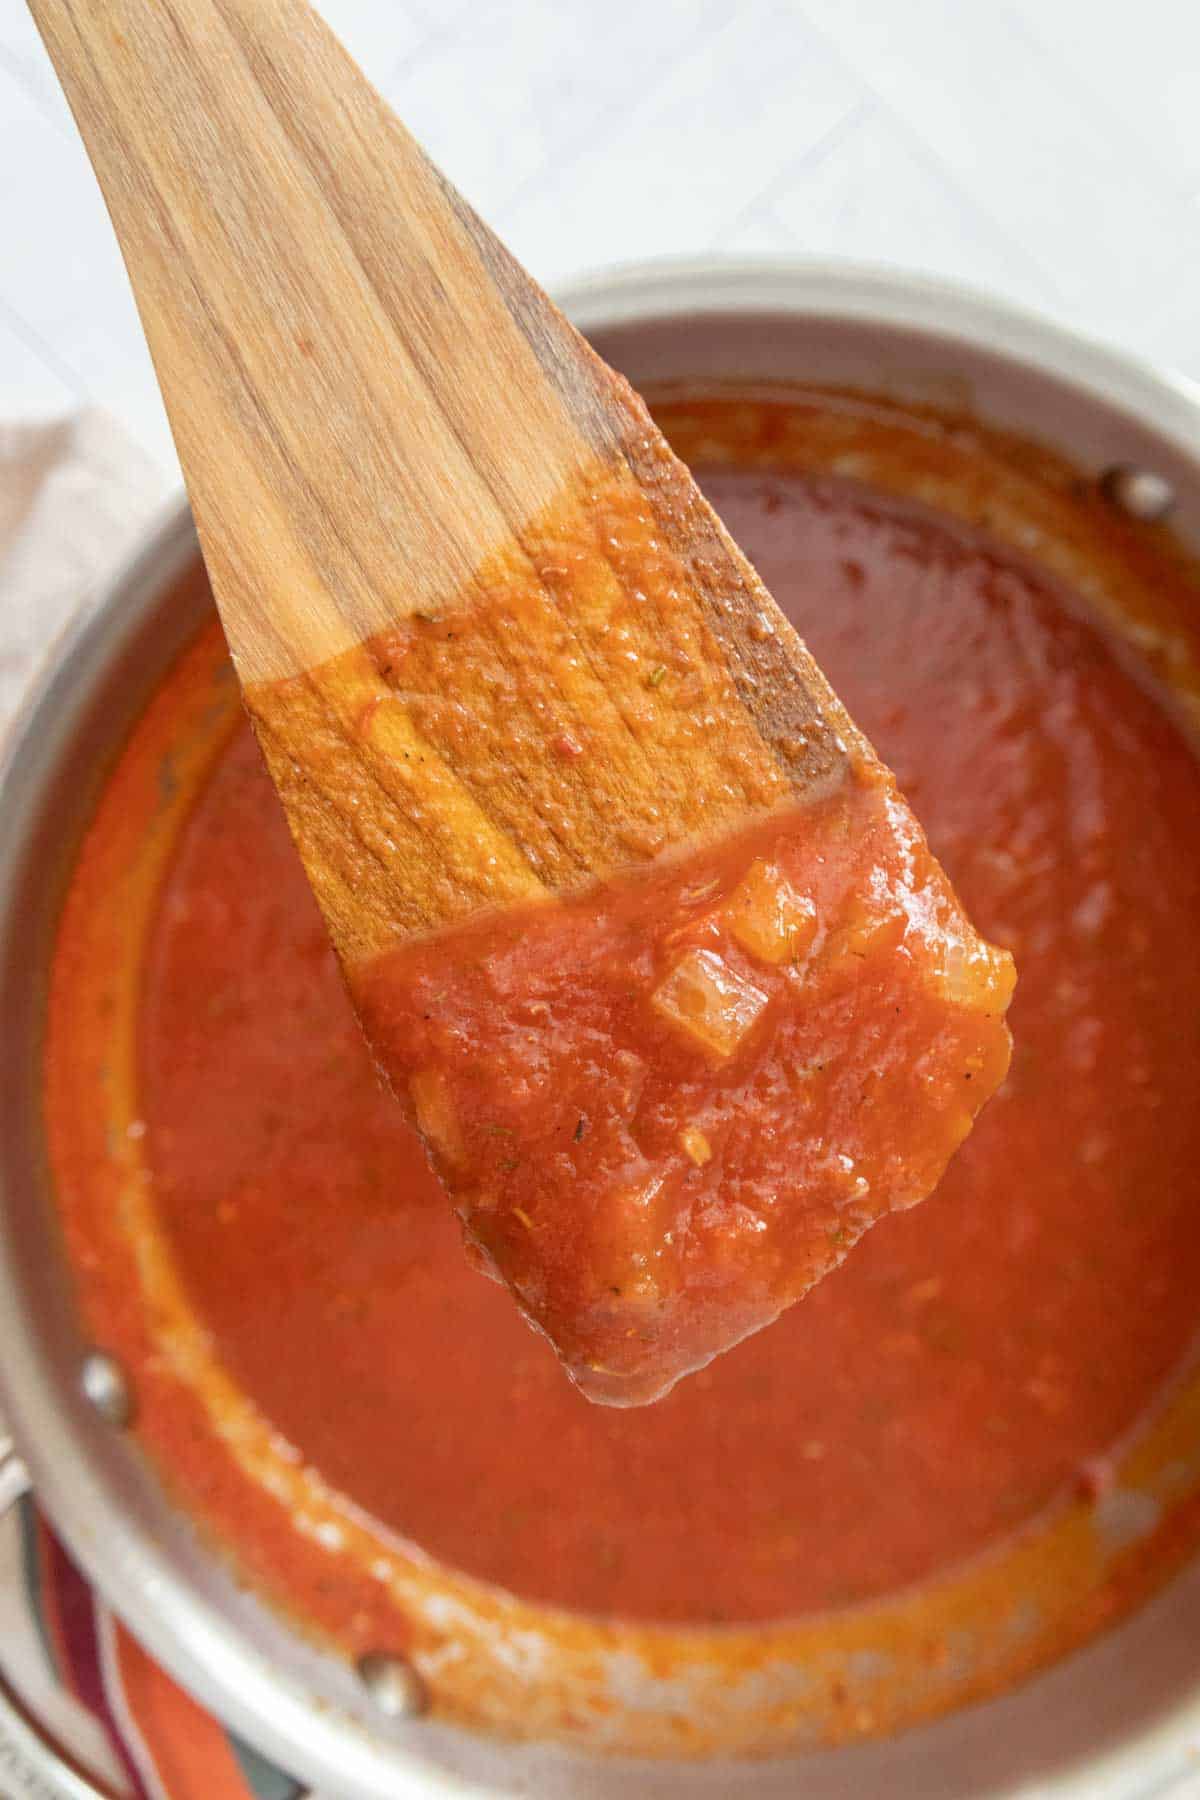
[0,1432,117,1800]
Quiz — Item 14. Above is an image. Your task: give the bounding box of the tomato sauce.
[108,434,1200,1630]
[45,395,1200,1705]
[355,766,1012,1405]
[240,434,1013,1407]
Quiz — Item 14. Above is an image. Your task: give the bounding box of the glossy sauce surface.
[356,769,1012,1406]
[130,457,1200,1624]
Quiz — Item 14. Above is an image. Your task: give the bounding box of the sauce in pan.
[45,392,1200,1745]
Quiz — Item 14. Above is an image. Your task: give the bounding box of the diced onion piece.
[679,1126,713,1166]
[409,1067,466,1166]
[932,936,1018,1012]
[821,898,906,979]
[723,859,818,965]
[651,947,769,1059]
[600,1175,672,1304]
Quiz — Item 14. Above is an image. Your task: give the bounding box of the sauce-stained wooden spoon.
[31,0,1015,1404]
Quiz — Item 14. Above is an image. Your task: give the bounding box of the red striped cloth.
[11,1498,305,1800]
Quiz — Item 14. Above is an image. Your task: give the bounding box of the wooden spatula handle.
[27,0,620,680]
[30,0,861,967]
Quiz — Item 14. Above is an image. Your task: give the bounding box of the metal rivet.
[357,1652,427,1720]
[1100,465,1176,521]
[80,1351,133,1427]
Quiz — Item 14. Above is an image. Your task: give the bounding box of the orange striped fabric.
[11,1504,305,1800]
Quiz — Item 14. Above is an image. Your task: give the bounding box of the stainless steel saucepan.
[3,260,1200,1799]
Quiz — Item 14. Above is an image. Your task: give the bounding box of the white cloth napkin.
[0,410,172,738]
[0,407,171,1796]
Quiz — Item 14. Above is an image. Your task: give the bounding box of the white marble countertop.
[1,0,1198,474]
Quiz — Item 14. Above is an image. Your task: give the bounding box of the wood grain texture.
[30,0,865,960]
[248,461,854,958]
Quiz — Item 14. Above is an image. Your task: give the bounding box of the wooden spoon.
[31,0,1014,1404]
